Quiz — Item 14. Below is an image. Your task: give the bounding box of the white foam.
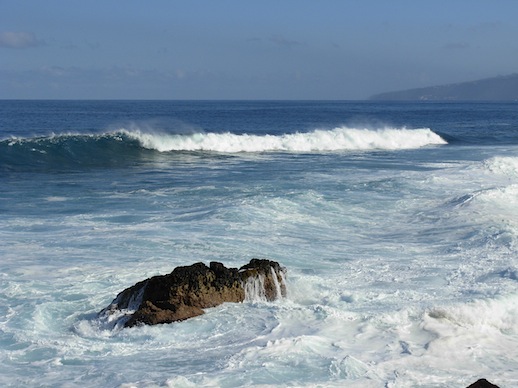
[417,295,518,379]
[425,295,518,336]
[44,196,68,202]
[120,126,446,153]
[459,185,518,236]
[483,156,518,177]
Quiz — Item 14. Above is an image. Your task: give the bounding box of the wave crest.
[121,126,447,153]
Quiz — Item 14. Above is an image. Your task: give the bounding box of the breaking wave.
[0,127,446,171]
[123,126,446,153]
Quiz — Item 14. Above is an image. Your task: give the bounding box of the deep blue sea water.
[1,100,518,387]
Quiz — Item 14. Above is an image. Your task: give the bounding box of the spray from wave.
[121,126,447,153]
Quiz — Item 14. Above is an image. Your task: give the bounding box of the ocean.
[1,100,518,387]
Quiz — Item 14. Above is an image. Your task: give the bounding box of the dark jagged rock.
[467,378,499,388]
[99,259,286,328]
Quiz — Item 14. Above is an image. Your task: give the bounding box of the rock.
[240,258,287,301]
[467,379,499,388]
[99,259,286,328]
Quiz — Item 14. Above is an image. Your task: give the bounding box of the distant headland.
[369,73,518,101]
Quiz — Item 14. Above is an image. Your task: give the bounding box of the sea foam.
[483,156,518,177]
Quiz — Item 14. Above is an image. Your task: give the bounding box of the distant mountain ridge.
[369,73,518,101]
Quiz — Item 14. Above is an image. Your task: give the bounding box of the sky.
[1,0,518,100]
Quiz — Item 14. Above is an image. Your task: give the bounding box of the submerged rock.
[99,259,286,328]
[466,379,499,388]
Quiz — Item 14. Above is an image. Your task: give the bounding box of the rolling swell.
[0,132,147,172]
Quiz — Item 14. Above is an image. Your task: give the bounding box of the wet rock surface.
[466,378,499,388]
[99,259,286,327]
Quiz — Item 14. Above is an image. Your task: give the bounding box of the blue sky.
[1,0,517,99]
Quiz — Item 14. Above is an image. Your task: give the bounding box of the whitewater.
[122,126,446,152]
[1,100,518,387]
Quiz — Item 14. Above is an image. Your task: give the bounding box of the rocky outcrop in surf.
[99,259,286,328]
[466,378,499,388]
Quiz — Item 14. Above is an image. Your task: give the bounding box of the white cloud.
[0,31,44,49]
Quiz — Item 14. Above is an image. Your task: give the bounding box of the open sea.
[1,100,518,387]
